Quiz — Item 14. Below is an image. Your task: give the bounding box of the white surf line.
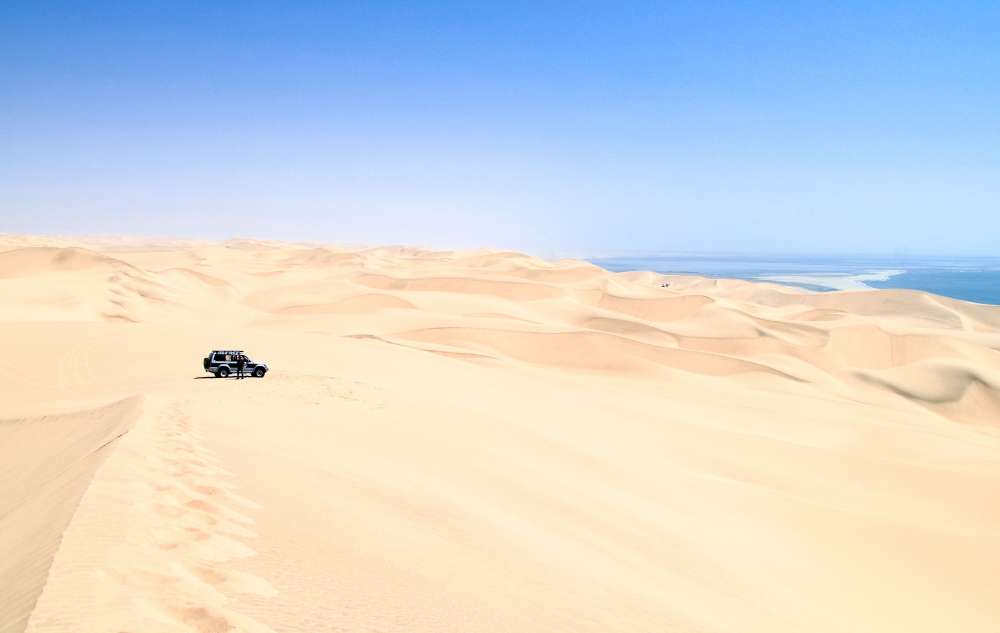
[756,269,905,291]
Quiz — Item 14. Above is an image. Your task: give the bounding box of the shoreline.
[755,269,906,291]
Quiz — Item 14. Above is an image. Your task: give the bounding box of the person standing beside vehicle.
[236,354,246,380]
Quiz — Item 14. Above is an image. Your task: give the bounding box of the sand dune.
[354,273,564,300]
[279,247,362,268]
[394,326,800,379]
[593,292,715,321]
[275,293,417,315]
[856,362,1000,423]
[0,398,140,633]
[0,247,133,277]
[3,235,1000,633]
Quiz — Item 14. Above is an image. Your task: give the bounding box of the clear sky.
[2,2,998,256]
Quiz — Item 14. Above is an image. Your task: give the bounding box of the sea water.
[588,254,1000,306]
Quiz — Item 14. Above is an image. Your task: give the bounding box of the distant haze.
[2,2,998,256]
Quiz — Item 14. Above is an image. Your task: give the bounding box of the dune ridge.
[2,235,999,633]
[0,398,140,633]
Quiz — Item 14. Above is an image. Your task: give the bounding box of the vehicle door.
[243,357,257,374]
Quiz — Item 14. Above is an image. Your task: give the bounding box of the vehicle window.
[214,353,229,362]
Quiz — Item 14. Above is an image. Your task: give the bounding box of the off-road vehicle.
[203,350,269,378]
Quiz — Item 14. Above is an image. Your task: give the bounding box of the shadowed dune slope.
[0,247,135,278]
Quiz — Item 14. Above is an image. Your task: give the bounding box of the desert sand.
[2,234,999,633]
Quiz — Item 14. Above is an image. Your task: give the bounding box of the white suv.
[203,350,269,378]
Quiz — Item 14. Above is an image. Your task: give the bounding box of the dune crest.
[0,398,140,633]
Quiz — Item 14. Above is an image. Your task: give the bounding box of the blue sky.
[2,2,998,255]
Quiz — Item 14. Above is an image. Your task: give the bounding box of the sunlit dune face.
[2,237,1000,633]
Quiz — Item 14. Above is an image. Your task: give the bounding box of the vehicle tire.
[218,366,230,378]
[253,367,265,378]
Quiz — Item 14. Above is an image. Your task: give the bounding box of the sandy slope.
[2,236,999,633]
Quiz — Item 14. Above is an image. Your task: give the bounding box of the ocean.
[588,254,1000,306]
